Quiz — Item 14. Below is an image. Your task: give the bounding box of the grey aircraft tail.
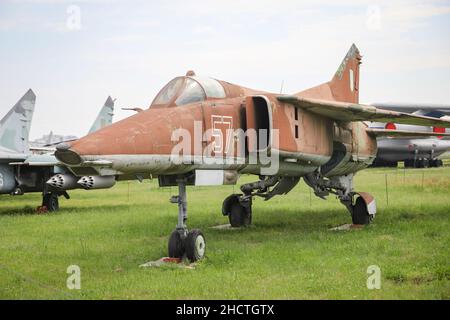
[88,96,115,134]
[0,89,36,154]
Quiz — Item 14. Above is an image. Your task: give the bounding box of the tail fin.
[0,89,36,153]
[328,44,362,104]
[46,130,54,145]
[88,96,115,134]
[296,44,362,104]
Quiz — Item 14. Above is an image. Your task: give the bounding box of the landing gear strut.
[168,178,206,262]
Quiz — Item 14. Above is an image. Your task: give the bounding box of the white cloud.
[192,25,216,35]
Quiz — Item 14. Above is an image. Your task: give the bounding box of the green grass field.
[0,167,449,299]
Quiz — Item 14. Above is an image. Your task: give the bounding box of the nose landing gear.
[167,178,206,262]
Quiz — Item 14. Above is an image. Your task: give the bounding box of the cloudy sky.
[1,0,449,139]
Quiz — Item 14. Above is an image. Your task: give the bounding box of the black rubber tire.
[222,194,241,216]
[229,202,251,227]
[43,193,59,212]
[185,229,206,262]
[168,230,184,258]
[351,196,371,225]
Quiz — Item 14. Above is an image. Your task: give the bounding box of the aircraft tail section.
[328,44,361,104]
[88,96,115,134]
[0,89,36,153]
[297,44,361,104]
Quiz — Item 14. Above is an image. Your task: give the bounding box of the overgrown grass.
[0,167,449,299]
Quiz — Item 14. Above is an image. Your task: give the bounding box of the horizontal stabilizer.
[277,96,450,128]
[366,128,450,137]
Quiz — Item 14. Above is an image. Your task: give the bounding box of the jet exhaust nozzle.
[77,176,116,190]
[47,173,79,190]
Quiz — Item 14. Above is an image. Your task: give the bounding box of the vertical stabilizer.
[88,96,115,134]
[328,44,362,104]
[296,44,362,104]
[0,89,36,153]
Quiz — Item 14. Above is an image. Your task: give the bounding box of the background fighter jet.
[55,44,450,262]
[0,94,116,211]
[88,96,115,134]
[367,103,450,168]
[370,103,450,117]
[0,89,36,194]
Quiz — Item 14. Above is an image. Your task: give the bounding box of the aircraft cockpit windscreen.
[175,79,206,106]
[190,76,226,99]
[151,77,184,106]
[151,76,226,107]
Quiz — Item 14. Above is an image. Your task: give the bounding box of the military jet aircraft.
[0,89,36,195]
[367,103,450,168]
[371,102,450,117]
[55,44,450,262]
[0,94,116,211]
[370,124,450,168]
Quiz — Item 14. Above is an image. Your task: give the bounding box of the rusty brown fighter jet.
[55,44,450,261]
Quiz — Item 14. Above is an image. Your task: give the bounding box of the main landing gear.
[304,172,376,225]
[222,176,300,227]
[41,191,69,212]
[350,195,373,225]
[222,194,252,227]
[42,193,59,212]
[168,178,206,262]
[342,192,375,225]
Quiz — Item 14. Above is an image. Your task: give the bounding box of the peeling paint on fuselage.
[62,75,377,178]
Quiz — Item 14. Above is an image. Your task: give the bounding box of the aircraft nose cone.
[55,143,82,165]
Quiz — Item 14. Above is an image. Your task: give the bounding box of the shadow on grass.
[0,204,131,217]
[0,205,38,216]
[210,207,350,235]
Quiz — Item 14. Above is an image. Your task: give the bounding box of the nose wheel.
[168,230,185,258]
[185,229,206,262]
[167,179,206,262]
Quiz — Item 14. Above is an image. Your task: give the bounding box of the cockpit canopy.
[151,75,226,107]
